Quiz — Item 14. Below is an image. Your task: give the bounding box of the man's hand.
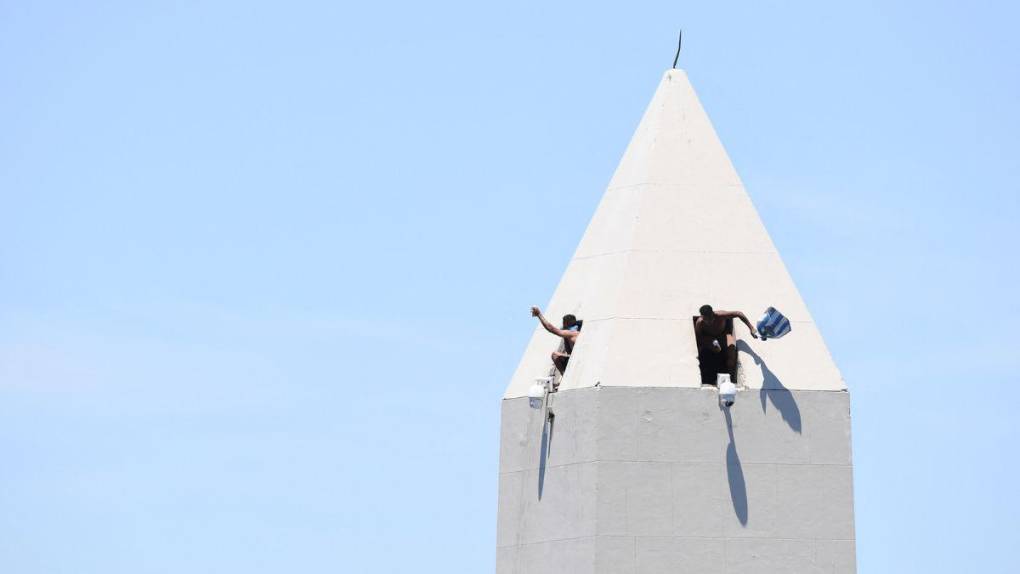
[533,306,565,337]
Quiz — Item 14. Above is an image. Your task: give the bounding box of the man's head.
[699,304,715,319]
[562,314,579,330]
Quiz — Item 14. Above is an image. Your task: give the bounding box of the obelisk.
[496,69,856,573]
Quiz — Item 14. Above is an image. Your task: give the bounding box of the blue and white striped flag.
[756,307,791,340]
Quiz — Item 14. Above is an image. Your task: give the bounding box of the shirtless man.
[695,304,758,377]
[531,306,582,375]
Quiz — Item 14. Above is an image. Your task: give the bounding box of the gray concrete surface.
[496,387,855,573]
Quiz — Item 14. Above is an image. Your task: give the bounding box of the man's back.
[696,315,730,337]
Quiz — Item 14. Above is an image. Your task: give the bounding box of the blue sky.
[2,1,1018,572]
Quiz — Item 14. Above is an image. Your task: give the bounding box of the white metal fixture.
[717,373,736,407]
[529,377,553,409]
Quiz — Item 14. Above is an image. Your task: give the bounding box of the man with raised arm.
[530,306,582,376]
[695,304,758,379]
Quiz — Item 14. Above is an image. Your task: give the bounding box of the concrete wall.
[496,386,855,573]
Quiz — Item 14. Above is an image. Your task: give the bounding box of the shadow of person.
[723,407,748,526]
[736,340,801,434]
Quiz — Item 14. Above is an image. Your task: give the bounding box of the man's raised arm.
[531,306,570,338]
[722,310,759,339]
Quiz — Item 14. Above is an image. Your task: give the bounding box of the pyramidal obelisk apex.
[496,70,856,573]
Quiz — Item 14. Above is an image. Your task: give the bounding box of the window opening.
[693,316,739,386]
[547,340,566,390]
[548,318,582,391]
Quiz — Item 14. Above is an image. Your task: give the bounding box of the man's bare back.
[696,314,732,338]
[695,306,757,341]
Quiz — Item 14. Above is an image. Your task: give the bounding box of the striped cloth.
[756,307,791,340]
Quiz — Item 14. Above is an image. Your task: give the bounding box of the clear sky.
[2,1,1018,572]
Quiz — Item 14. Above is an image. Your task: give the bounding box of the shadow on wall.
[537,413,554,500]
[723,407,748,526]
[737,340,802,434]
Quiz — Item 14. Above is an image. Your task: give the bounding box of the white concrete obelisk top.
[505,69,844,398]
